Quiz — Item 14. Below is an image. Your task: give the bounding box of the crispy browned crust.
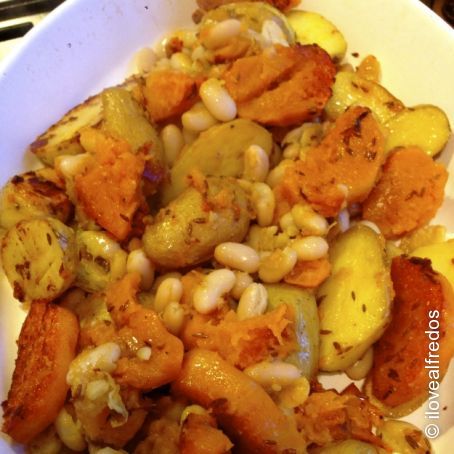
[2,302,79,444]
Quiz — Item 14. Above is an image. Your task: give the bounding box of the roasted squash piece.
[362,146,448,239]
[144,70,203,123]
[173,349,306,453]
[180,413,233,454]
[368,256,454,411]
[278,106,385,217]
[2,302,79,444]
[75,128,145,241]
[222,44,336,126]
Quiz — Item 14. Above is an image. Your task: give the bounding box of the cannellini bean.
[182,127,198,145]
[243,144,270,182]
[67,342,121,388]
[154,277,183,313]
[170,51,192,71]
[282,126,303,146]
[282,143,300,160]
[290,236,329,261]
[203,19,242,49]
[126,249,155,290]
[133,47,157,73]
[193,269,236,314]
[231,271,254,300]
[251,182,275,227]
[161,124,184,166]
[279,212,299,237]
[358,220,381,235]
[291,203,329,236]
[237,283,268,320]
[345,348,374,381]
[278,377,310,409]
[192,45,207,62]
[55,153,91,179]
[259,247,297,283]
[338,208,350,233]
[199,78,237,122]
[244,361,301,389]
[127,237,143,252]
[266,159,293,188]
[214,242,260,273]
[162,301,185,335]
[261,20,289,47]
[136,346,152,361]
[180,405,208,425]
[181,102,218,132]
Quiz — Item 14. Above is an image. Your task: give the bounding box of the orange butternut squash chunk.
[282,106,385,217]
[222,44,336,126]
[173,349,306,453]
[75,129,145,241]
[2,302,79,444]
[106,273,184,390]
[284,258,331,288]
[363,146,448,239]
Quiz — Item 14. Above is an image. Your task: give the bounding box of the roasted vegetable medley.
[1,0,454,453]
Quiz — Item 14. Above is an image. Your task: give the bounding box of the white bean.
[55,153,91,179]
[237,283,268,320]
[85,379,110,400]
[243,144,270,182]
[170,51,192,71]
[258,247,297,283]
[278,377,310,409]
[136,346,152,361]
[290,236,329,261]
[182,127,198,145]
[261,20,289,47]
[291,203,329,236]
[279,212,299,237]
[161,124,184,166]
[214,242,260,273]
[180,405,208,425]
[202,19,242,49]
[199,78,237,122]
[154,277,183,313]
[337,208,350,233]
[162,301,185,335]
[266,159,293,188]
[55,407,86,452]
[126,249,155,290]
[244,361,301,388]
[345,348,374,381]
[193,269,236,314]
[133,47,157,73]
[182,102,218,132]
[231,271,254,300]
[251,182,275,227]
[282,126,303,146]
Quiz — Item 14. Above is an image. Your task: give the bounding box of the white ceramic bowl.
[0,0,453,452]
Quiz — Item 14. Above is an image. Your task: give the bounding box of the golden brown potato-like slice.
[0,170,73,230]
[384,105,451,157]
[30,76,144,166]
[366,256,454,413]
[173,349,306,453]
[1,217,78,302]
[2,302,79,444]
[362,147,448,239]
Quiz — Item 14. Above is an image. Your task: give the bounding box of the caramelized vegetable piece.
[369,256,454,409]
[182,304,296,369]
[173,349,306,453]
[283,258,331,288]
[75,128,145,241]
[0,170,73,230]
[180,413,233,454]
[279,106,385,217]
[106,273,184,390]
[144,70,203,122]
[222,44,336,126]
[363,147,448,239]
[2,302,79,444]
